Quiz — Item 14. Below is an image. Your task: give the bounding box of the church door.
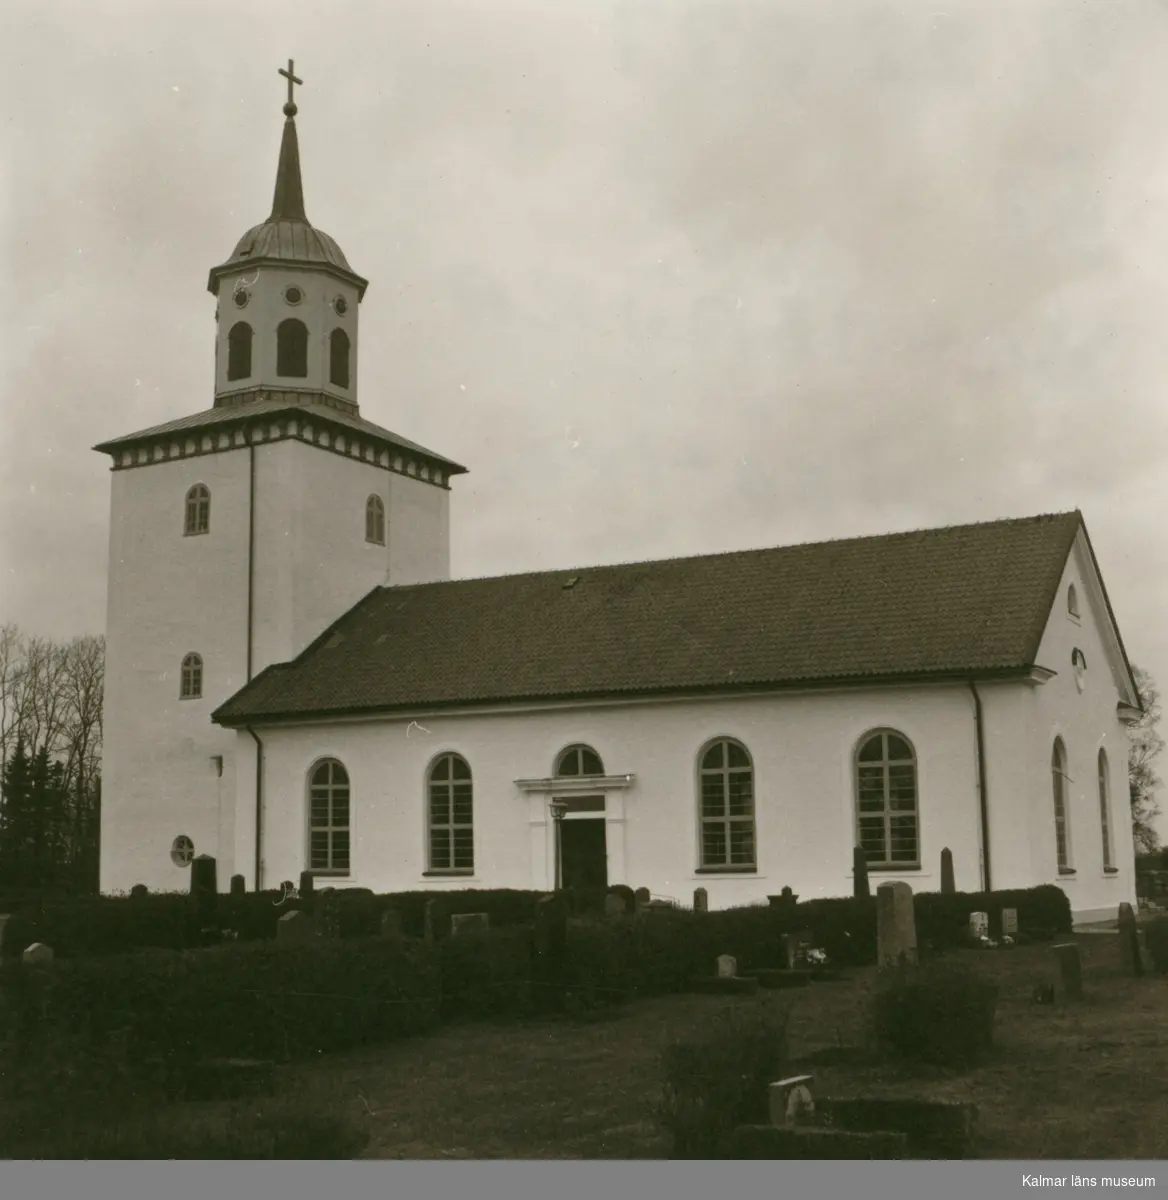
[560,817,608,894]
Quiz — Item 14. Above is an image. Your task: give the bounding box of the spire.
[269,59,307,223]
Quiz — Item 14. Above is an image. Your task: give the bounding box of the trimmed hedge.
[438,926,535,1021]
[0,936,442,1078]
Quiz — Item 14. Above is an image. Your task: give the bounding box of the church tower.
[95,63,465,894]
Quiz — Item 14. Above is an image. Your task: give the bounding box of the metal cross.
[279,59,303,108]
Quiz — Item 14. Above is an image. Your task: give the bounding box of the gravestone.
[852,846,870,900]
[22,943,54,965]
[1051,942,1083,1001]
[1001,908,1019,938]
[298,871,315,901]
[769,1075,816,1128]
[130,883,149,900]
[876,881,918,969]
[634,887,651,910]
[968,911,989,940]
[940,847,956,895]
[317,889,341,939]
[190,854,219,928]
[451,912,490,936]
[716,954,738,979]
[423,899,439,943]
[229,874,246,898]
[1118,902,1142,977]
[276,910,315,943]
[380,910,403,939]
[604,891,628,919]
[693,887,709,914]
[768,886,799,913]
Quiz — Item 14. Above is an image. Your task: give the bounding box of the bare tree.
[1128,664,1163,854]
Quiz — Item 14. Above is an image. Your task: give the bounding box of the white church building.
[96,72,1142,923]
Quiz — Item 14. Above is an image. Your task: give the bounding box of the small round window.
[334,296,348,316]
[233,289,250,309]
[284,285,304,305]
[171,835,195,868]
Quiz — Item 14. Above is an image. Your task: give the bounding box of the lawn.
[4,931,1166,1159]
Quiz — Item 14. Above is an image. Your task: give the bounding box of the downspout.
[247,726,264,892]
[969,681,992,892]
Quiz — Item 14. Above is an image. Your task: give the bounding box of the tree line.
[0,625,103,893]
[0,622,1163,894]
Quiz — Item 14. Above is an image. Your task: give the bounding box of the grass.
[4,932,1168,1158]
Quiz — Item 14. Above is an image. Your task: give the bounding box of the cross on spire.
[279,59,303,116]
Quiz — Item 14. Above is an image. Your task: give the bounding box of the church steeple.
[207,60,368,413]
[269,60,308,223]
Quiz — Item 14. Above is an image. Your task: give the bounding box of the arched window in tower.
[365,495,385,545]
[227,322,253,382]
[184,484,210,536]
[180,653,203,700]
[1052,737,1073,872]
[276,318,308,378]
[329,328,351,389]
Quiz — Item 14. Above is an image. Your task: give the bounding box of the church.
[96,67,1141,923]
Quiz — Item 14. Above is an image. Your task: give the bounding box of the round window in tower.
[170,835,195,868]
[233,288,250,309]
[284,285,304,306]
[334,296,348,316]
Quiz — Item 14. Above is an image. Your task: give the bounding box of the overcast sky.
[4,0,1168,820]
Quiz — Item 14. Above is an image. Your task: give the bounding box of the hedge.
[0,936,442,1080]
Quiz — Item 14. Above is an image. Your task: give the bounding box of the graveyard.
[0,867,1166,1159]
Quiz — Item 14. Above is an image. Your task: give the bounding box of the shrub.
[1143,917,1168,974]
[914,885,1071,948]
[658,1005,792,1158]
[0,935,442,1077]
[870,960,998,1068]
[380,889,544,939]
[439,926,535,1021]
[562,921,637,1010]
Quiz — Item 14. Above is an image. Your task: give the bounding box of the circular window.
[284,285,304,305]
[233,289,250,309]
[170,835,195,868]
[334,296,348,316]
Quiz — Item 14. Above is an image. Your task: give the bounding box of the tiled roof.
[92,396,467,472]
[213,511,1086,725]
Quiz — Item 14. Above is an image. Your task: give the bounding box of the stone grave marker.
[604,891,627,919]
[716,953,738,979]
[769,1075,816,1128]
[380,910,403,939]
[276,910,316,943]
[940,847,956,894]
[130,883,149,900]
[852,846,870,900]
[22,942,53,965]
[229,874,246,898]
[451,912,490,936]
[317,889,342,939]
[298,871,316,901]
[693,887,708,914]
[1118,902,1142,977]
[876,881,917,969]
[1001,908,1019,938]
[190,854,219,930]
[1051,942,1083,1001]
[634,887,651,910]
[968,911,989,940]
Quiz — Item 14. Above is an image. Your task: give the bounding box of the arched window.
[329,328,351,389]
[308,759,350,874]
[855,730,919,868]
[365,494,385,545]
[1098,748,1114,870]
[184,484,210,536]
[1052,738,1072,872]
[428,753,474,873]
[1067,584,1080,619]
[698,738,755,870]
[227,321,253,381]
[555,744,605,777]
[1072,648,1087,692]
[276,318,308,378]
[179,653,203,700]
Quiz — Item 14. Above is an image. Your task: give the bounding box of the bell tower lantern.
[207,61,368,414]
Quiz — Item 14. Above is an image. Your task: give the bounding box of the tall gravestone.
[190,854,218,930]
[693,887,709,914]
[1051,942,1083,1001]
[298,871,315,902]
[1118,902,1142,977]
[940,847,956,895]
[229,874,247,899]
[852,847,870,901]
[876,881,918,970]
